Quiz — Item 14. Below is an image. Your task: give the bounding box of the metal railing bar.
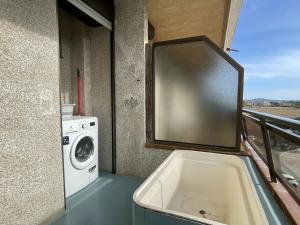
[242,113,261,125]
[241,117,248,141]
[260,118,277,182]
[242,114,269,164]
[243,108,300,204]
[266,123,300,146]
[245,137,269,165]
[243,109,300,130]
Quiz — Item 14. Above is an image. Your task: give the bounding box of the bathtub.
[133,150,269,225]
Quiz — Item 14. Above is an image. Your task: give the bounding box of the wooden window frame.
[145,36,245,154]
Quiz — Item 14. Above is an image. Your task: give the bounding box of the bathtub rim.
[133,150,269,225]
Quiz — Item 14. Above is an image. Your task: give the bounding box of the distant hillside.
[244,98,300,108]
[248,98,273,104]
[245,98,300,103]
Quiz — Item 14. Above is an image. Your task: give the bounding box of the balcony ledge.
[244,140,300,225]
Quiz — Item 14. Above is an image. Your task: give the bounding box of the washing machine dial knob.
[82,124,86,129]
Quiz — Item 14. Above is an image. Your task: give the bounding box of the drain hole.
[199,210,206,215]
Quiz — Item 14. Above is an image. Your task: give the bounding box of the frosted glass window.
[154,40,241,148]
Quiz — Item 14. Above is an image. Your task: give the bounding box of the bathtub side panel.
[160,157,183,206]
[134,154,182,208]
[139,181,163,208]
[144,210,207,225]
[226,167,252,225]
[133,203,145,225]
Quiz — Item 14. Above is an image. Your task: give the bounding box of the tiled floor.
[50,172,142,225]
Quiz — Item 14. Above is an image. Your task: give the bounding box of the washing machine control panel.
[64,124,79,133]
[80,121,97,130]
[62,118,97,135]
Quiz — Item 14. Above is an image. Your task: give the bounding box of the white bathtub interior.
[133,150,268,225]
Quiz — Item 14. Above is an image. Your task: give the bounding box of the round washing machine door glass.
[70,133,95,170]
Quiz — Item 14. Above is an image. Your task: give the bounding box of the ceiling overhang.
[147,0,242,50]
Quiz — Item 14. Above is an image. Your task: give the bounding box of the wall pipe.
[77,68,81,115]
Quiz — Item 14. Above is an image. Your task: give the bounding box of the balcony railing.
[242,108,300,204]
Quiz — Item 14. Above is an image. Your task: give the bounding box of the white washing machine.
[62,116,98,198]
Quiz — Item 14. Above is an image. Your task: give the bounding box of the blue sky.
[230,0,300,100]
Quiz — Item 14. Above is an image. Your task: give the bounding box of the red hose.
[77,69,81,116]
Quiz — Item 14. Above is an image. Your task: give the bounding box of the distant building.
[262,101,271,107]
[293,102,300,108]
[270,102,280,107]
[243,100,254,107]
[281,101,293,107]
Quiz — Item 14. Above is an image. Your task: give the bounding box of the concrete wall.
[59,10,86,114]
[59,9,72,104]
[0,1,65,225]
[60,1,168,177]
[90,27,112,172]
[115,0,170,178]
[59,10,112,171]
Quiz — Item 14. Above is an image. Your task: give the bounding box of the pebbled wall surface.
[114,0,170,178]
[59,9,112,172]
[0,1,65,225]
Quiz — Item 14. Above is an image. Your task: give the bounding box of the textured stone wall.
[114,0,170,178]
[0,1,65,225]
[90,27,113,172]
[59,10,91,115]
[59,10,112,171]
[59,9,72,104]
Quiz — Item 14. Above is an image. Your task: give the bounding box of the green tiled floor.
[50,172,142,225]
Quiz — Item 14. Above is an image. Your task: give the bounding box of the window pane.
[244,117,267,161]
[154,41,240,148]
[269,131,300,199]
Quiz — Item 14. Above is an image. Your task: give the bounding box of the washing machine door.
[70,132,95,170]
